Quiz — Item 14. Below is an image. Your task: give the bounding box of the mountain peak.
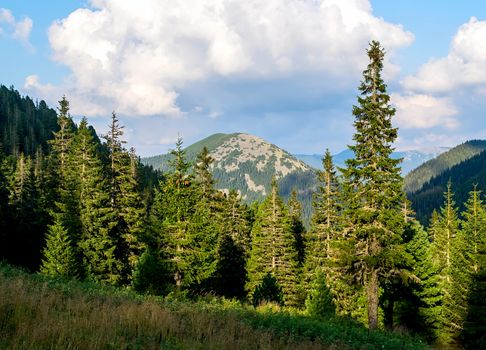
[210,133,311,179]
[142,132,315,204]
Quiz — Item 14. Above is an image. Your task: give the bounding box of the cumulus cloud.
[404,17,486,93]
[0,8,33,48]
[392,93,459,129]
[26,0,413,117]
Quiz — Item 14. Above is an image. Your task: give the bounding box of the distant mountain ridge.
[142,133,317,218]
[295,147,449,175]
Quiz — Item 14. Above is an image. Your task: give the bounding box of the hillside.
[142,133,318,217]
[409,148,486,224]
[0,85,58,156]
[0,263,427,350]
[404,140,486,194]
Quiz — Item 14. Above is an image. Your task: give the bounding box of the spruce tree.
[431,183,467,344]
[132,247,170,295]
[213,189,250,299]
[404,220,441,340]
[288,189,305,267]
[74,117,121,284]
[246,178,299,307]
[304,150,341,288]
[150,136,196,291]
[103,112,145,284]
[49,96,80,241]
[305,270,335,320]
[462,187,486,276]
[340,41,407,329]
[40,217,78,278]
[185,147,220,291]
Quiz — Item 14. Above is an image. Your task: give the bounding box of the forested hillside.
[409,149,486,224]
[404,140,486,193]
[0,85,58,156]
[0,41,484,349]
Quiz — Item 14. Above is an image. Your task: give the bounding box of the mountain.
[408,145,486,224]
[142,133,317,218]
[295,147,448,175]
[404,140,486,194]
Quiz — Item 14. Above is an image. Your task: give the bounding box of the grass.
[0,262,428,349]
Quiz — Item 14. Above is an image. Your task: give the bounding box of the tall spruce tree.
[49,96,80,241]
[103,112,145,284]
[150,136,196,291]
[403,220,441,340]
[340,41,408,329]
[246,178,299,307]
[305,150,341,275]
[431,183,467,344]
[184,147,220,291]
[74,117,121,284]
[462,187,486,276]
[303,150,344,313]
[461,199,486,348]
[213,189,250,299]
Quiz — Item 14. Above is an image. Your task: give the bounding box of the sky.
[1,0,486,157]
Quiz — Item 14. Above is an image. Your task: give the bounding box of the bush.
[252,273,283,307]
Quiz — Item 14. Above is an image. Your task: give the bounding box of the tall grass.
[0,263,427,349]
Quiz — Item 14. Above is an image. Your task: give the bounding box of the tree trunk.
[367,269,379,330]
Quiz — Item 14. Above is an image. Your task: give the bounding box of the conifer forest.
[0,41,484,349]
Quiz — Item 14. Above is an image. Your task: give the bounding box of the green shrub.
[252,272,283,307]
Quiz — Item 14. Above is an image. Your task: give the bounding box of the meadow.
[0,262,427,350]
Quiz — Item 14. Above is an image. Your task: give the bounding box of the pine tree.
[194,146,214,198]
[246,178,299,307]
[340,41,407,329]
[462,187,486,276]
[184,147,221,291]
[213,189,250,299]
[150,136,196,291]
[305,149,341,290]
[288,189,305,267]
[40,217,78,278]
[49,96,80,240]
[132,247,170,295]
[103,112,145,284]
[305,270,335,320]
[431,183,467,344]
[74,117,121,284]
[461,190,486,347]
[403,220,441,340]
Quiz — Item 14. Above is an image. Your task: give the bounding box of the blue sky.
[1,1,486,156]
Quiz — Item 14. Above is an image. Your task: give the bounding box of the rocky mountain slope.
[142,133,317,217]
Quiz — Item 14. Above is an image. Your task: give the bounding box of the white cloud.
[404,17,486,93]
[392,93,459,130]
[27,0,413,117]
[0,8,33,48]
